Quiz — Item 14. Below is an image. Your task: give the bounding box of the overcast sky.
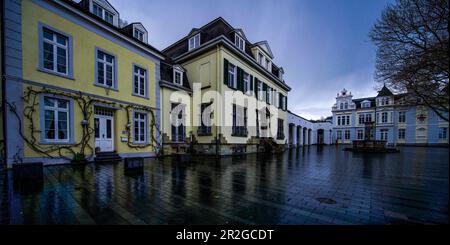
[107,0,393,120]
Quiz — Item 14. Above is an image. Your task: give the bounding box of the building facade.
[332,87,449,146]
[160,17,291,155]
[1,0,164,167]
[287,111,334,146]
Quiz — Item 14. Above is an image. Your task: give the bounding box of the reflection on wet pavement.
[0,146,448,224]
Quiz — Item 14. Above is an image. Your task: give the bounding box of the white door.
[95,115,114,152]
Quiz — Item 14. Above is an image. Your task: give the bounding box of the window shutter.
[278,94,282,109]
[285,96,287,110]
[254,77,258,99]
[262,83,267,102]
[250,75,253,92]
[223,59,228,85]
[237,67,242,91]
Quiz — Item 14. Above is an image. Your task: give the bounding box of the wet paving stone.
[0,146,448,224]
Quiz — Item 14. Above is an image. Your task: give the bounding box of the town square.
[0,0,448,230]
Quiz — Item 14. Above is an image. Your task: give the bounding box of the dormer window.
[362,101,371,108]
[93,3,114,24]
[258,52,264,65]
[134,29,144,42]
[265,58,270,70]
[188,33,200,51]
[173,68,183,86]
[235,34,245,52]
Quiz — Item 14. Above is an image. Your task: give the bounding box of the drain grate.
[316,197,337,204]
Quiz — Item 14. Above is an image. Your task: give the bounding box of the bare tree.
[370,0,449,121]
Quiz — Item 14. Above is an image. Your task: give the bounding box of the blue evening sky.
[108,0,393,120]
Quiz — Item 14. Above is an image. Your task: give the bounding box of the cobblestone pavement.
[0,146,448,224]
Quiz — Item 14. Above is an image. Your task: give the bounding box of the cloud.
[289,66,379,120]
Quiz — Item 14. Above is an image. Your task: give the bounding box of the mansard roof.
[352,97,376,109]
[162,17,290,91]
[160,61,192,92]
[61,0,163,57]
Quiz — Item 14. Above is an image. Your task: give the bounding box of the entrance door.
[94,108,114,152]
[317,129,324,144]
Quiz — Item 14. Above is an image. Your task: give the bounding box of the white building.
[287,111,335,146]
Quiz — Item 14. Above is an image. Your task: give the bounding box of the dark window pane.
[56,34,67,45]
[94,118,100,138]
[43,42,54,70]
[97,51,104,60]
[106,54,113,63]
[43,29,53,40]
[106,119,112,138]
[97,62,104,84]
[44,97,55,107]
[45,110,55,139]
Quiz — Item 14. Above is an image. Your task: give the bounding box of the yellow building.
[160,18,291,155]
[2,0,164,167]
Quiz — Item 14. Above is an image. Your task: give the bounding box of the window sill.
[94,83,119,91]
[39,140,75,145]
[132,93,149,100]
[197,128,212,136]
[37,67,74,80]
[132,141,150,145]
[171,140,186,144]
[231,134,248,138]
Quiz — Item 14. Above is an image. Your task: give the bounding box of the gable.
[132,23,147,32]
[254,41,274,58]
[234,28,247,40]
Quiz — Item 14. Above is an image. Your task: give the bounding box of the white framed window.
[359,114,364,125]
[265,58,270,70]
[134,29,144,42]
[235,34,245,52]
[381,112,388,123]
[133,65,147,97]
[228,63,237,88]
[344,130,350,140]
[438,127,448,140]
[398,111,406,123]
[93,3,114,24]
[340,103,343,110]
[398,129,406,139]
[243,72,250,93]
[133,112,147,143]
[267,87,272,105]
[337,116,341,126]
[365,113,372,122]
[258,52,264,66]
[380,129,388,140]
[357,130,364,140]
[96,49,116,88]
[344,102,348,109]
[257,81,263,100]
[42,27,69,75]
[275,91,279,108]
[337,130,342,140]
[43,97,70,142]
[174,69,183,86]
[188,33,200,50]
